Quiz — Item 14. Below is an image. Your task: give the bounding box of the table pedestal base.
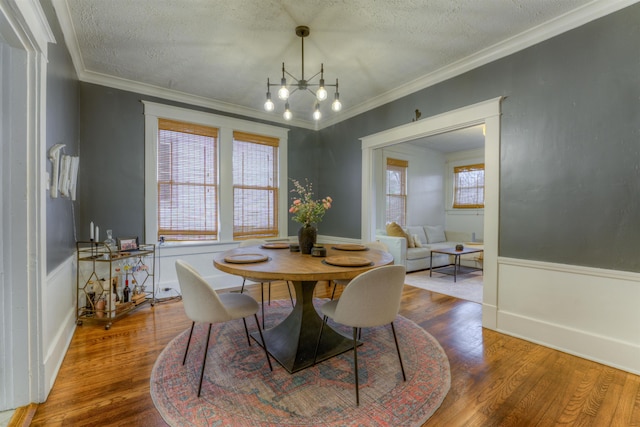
[251,280,355,373]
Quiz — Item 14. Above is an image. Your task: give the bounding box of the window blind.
[453,163,485,209]
[232,131,279,239]
[386,158,408,226]
[157,119,218,241]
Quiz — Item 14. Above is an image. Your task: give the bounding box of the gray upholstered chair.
[314,264,406,405]
[330,241,389,300]
[176,260,272,397]
[238,239,294,328]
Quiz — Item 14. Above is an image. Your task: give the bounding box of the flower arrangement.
[289,179,332,226]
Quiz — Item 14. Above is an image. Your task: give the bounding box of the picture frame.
[117,236,139,251]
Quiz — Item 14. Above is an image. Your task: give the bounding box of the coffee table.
[429,247,484,282]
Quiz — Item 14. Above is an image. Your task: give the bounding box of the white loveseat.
[376,225,478,273]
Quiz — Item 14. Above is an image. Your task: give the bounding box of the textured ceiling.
[53,0,623,129]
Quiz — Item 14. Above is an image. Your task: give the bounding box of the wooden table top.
[213,244,394,282]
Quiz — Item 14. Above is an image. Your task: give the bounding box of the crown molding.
[78,69,317,130]
[318,0,640,130]
[52,0,639,131]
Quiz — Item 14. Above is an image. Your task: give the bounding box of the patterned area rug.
[150,299,450,427]
[404,269,483,303]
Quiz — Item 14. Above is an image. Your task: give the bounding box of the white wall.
[44,258,76,393]
[379,144,446,228]
[445,148,485,239]
[377,143,484,236]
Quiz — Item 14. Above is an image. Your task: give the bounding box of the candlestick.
[90,221,94,240]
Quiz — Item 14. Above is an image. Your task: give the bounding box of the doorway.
[360,97,502,329]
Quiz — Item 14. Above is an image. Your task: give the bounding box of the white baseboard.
[497,310,640,375]
[481,303,498,330]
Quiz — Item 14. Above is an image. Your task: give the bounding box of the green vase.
[298,224,317,254]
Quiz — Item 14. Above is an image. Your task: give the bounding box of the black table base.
[251,280,355,373]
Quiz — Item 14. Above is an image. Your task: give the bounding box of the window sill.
[446,208,484,215]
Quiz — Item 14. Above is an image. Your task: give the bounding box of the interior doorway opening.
[360,97,502,329]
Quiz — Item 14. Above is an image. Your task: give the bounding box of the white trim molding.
[142,101,289,246]
[0,0,54,409]
[497,257,640,375]
[361,96,503,329]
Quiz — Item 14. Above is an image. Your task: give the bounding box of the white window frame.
[384,157,408,226]
[143,101,289,244]
[445,149,485,213]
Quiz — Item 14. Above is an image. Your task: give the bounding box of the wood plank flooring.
[26,281,640,426]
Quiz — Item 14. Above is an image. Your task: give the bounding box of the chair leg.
[242,317,251,346]
[254,314,273,371]
[313,315,327,365]
[260,283,265,329]
[286,281,294,306]
[353,327,360,406]
[240,278,246,293]
[182,321,195,365]
[197,323,213,397]
[390,322,406,382]
[330,281,338,300]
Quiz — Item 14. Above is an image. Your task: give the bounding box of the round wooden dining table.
[213,244,394,373]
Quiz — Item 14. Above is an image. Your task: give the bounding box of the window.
[453,163,485,208]
[233,131,279,239]
[143,101,288,244]
[157,119,218,241]
[385,157,408,226]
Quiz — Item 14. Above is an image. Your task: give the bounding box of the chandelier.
[264,26,342,121]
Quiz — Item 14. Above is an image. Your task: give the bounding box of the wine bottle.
[123,278,130,303]
[113,268,121,302]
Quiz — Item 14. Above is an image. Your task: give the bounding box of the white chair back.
[175,260,232,324]
[332,265,405,328]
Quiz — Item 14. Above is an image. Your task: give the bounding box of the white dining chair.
[176,260,272,397]
[330,241,389,300]
[238,239,294,328]
[314,265,406,405]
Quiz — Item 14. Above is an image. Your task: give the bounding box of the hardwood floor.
[27,281,640,426]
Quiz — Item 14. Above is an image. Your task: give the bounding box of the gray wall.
[74,3,640,272]
[319,4,640,272]
[78,83,319,243]
[43,0,79,272]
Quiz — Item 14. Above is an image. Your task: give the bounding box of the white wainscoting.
[44,255,77,396]
[496,257,640,375]
[154,235,361,295]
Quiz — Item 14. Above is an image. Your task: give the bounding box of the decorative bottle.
[104,229,117,254]
[123,277,130,303]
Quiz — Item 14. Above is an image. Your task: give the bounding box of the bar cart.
[76,241,155,329]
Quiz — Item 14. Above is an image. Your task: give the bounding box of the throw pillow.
[407,228,415,248]
[412,234,423,248]
[425,225,446,243]
[386,222,411,248]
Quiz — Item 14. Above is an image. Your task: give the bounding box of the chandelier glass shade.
[264,26,342,121]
